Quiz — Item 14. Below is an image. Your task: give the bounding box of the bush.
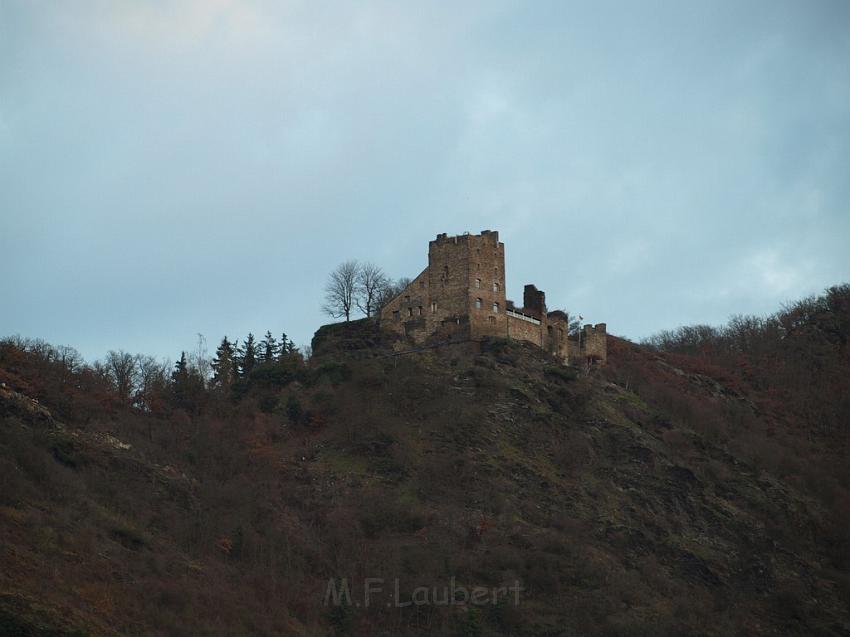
[544,365,577,383]
[285,396,303,425]
[311,362,352,387]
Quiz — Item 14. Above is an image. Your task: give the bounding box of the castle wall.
[380,267,430,340]
[567,323,608,365]
[428,234,472,320]
[378,230,605,366]
[545,312,570,362]
[582,323,607,363]
[506,311,543,347]
[463,230,507,340]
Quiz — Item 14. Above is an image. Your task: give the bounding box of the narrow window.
[493,302,499,313]
[417,306,422,316]
[475,298,482,309]
[493,282,500,292]
[404,296,410,304]
[431,301,437,313]
[488,316,496,324]
[475,278,481,288]
[393,311,400,321]
[407,307,413,317]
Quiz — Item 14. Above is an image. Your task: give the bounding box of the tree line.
[642,283,850,434]
[0,329,302,419]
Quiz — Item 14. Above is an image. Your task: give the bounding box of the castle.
[379,230,607,365]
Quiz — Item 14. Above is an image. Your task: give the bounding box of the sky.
[1,0,849,362]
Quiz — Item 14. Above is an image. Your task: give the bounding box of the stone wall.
[567,323,608,365]
[378,230,606,366]
[506,311,543,347]
[545,311,570,362]
[380,267,431,339]
[463,230,507,340]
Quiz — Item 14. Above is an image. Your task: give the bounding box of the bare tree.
[323,260,359,321]
[189,333,211,385]
[356,262,389,318]
[375,276,411,311]
[105,350,138,402]
[135,354,169,413]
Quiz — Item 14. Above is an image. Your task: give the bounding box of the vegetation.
[0,285,848,635]
[322,260,410,322]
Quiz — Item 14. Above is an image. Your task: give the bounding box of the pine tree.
[238,333,258,378]
[171,351,189,405]
[211,336,235,388]
[279,332,294,359]
[260,331,278,365]
[230,339,241,380]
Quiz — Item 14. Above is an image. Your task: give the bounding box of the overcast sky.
[2,1,848,362]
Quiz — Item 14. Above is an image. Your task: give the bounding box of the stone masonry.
[379,230,607,365]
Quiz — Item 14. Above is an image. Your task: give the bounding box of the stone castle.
[379,230,606,365]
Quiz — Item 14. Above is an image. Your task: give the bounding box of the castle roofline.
[433,229,500,243]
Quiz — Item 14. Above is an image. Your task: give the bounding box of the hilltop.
[1,287,849,636]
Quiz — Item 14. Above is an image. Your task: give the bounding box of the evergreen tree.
[171,351,189,405]
[211,336,235,389]
[279,332,295,358]
[230,338,242,381]
[260,331,278,365]
[238,333,258,377]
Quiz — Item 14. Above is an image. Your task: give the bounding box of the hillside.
[1,304,849,635]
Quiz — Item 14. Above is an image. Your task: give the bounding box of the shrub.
[285,396,304,425]
[544,365,577,383]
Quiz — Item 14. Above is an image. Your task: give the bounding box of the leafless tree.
[323,260,359,321]
[375,277,411,311]
[105,350,138,402]
[189,333,211,385]
[135,354,169,412]
[356,262,389,318]
[55,345,84,374]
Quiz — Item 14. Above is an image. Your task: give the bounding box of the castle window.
[404,296,410,304]
[492,302,499,313]
[407,307,413,317]
[475,298,482,309]
[488,316,495,324]
[417,306,422,316]
[493,282,500,292]
[475,278,481,288]
[392,311,400,321]
[431,301,437,313]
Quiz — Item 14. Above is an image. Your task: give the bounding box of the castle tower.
[380,230,507,342]
[378,229,604,365]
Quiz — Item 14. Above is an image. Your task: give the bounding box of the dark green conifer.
[211,336,235,388]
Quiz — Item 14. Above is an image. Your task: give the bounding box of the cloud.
[1,0,848,359]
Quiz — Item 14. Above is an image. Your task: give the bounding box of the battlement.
[380,230,606,365]
[432,230,501,246]
[583,323,607,334]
